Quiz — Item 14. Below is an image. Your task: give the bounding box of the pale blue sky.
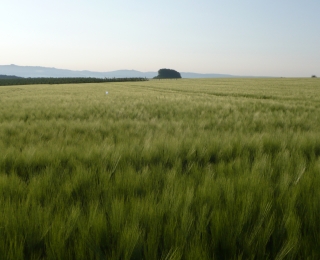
[1,0,319,76]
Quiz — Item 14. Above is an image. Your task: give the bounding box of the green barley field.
[1,78,320,259]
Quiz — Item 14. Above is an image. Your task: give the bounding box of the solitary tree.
[311,75,317,78]
[154,69,182,79]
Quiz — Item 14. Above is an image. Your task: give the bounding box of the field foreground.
[1,78,320,259]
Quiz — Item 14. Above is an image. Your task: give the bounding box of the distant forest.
[0,75,23,79]
[0,76,148,86]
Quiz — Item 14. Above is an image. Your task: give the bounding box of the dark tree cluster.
[153,69,182,79]
[0,77,148,86]
[0,74,23,79]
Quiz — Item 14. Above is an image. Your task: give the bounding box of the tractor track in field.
[126,84,320,112]
[129,84,305,102]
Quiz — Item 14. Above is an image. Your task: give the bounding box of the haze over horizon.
[1,0,319,77]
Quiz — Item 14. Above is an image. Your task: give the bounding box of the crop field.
[0,78,320,259]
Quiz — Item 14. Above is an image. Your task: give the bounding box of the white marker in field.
[106,91,108,95]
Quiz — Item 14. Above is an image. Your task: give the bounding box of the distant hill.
[0,65,157,78]
[0,74,23,79]
[0,64,242,79]
[181,72,236,78]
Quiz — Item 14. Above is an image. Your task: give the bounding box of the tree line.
[0,77,148,86]
[0,75,23,79]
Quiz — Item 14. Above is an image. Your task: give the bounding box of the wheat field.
[1,78,320,259]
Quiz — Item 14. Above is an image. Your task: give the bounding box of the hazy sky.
[1,0,319,76]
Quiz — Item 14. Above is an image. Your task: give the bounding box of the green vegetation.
[1,78,320,259]
[0,74,23,79]
[154,68,181,79]
[0,77,148,86]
